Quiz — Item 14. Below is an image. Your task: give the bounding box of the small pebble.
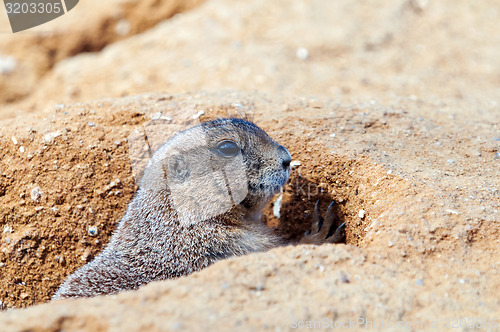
[11,137,18,145]
[171,322,183,330]
[115,19,130,36]
[339,271,350,283]
[192,110,205,119]
[31,186,43,202]
[42,130,61,144]
[88,122,96,127]
[19,146,25,153]
[81,250,91,261]
[0,56,17,74]
[296,47,309,60]
[358,209,366,219]
[290,160,301,168]
[88,226,98,236]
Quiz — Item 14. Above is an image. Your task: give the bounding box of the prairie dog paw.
[299,200,345,244]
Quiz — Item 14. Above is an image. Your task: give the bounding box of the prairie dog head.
[139,118,292,226]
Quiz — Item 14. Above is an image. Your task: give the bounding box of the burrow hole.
[262,153,396,247]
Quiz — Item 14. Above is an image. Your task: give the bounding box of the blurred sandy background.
[0,0,498,330]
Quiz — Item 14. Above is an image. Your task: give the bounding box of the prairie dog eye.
[216,140,240,157]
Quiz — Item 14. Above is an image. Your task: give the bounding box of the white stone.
[0,56,17,74]
[296,47,309,60]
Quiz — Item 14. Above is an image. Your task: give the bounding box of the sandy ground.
[0,0,499,331]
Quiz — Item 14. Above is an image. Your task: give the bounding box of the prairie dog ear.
[167,154,190,183]
[159,143,249,227]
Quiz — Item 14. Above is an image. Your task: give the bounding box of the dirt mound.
[0,0,203,106]
[0,0,499,329]
[3,0,500,121]
[0,91,498,330]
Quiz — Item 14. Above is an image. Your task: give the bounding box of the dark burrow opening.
[262,154,387,247]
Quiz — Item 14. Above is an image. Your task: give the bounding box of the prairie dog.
[53,118,343,299]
